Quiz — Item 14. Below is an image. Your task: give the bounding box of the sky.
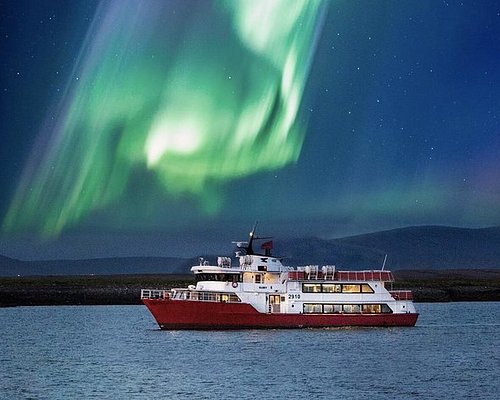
[1,0,499,260]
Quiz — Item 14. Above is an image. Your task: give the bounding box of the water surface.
[1,303,498,399]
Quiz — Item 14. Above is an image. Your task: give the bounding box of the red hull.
[143,299,419,330]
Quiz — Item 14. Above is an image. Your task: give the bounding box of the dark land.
[0,269,499,307]
[0,274,191,307]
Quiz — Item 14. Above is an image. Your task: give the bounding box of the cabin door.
[268,295,281,313]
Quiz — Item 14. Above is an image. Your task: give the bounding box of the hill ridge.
[1,225,500,275]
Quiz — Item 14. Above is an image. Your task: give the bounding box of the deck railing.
[141,288,241,303]
[389,290,413,300]
[288,270,394,282]
[141,289,170,300]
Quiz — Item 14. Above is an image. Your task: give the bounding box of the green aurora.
[3,0,324,236]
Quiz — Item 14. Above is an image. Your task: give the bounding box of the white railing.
[141,288,241,303]
[141,289,170,300]
[172,290,241,303]
[389,290,413,300]
[288,269,394,282]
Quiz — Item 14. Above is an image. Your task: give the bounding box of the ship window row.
[303,303,392,314]
[173,291,241,302]
[302,283,374,294]
[195,273,241,282]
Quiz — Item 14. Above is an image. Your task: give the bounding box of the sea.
[1,302,498,399]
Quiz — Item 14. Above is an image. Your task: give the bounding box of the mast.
[246,222,258,255]
[381,254,388,271]
[234,222,272,256]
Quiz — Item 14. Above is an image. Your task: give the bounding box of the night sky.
[1,1,499,260]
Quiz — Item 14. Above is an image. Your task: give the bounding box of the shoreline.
[1,273,499,307]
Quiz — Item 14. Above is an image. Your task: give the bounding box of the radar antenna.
[246,221,258,255]
[233,222,272,256]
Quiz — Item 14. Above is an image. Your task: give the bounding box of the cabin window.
[361,304,393,313]
[342,284,361,293]
[322,284,342,293]
[362,304,381,313]
[342,304,360,313]
[381,304,393,313]
[301,303,392,314]
[255,274,262,284]
[302,283,322,293]
[303,303,322,313]
[195,273,241,282]
[361,284,374,293]
[302,283,374,293]
[323,304,334,313]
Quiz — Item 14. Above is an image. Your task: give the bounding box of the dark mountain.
[0,255,23,276]
[274,237,386,269]
[1,226,499,276]
[333,226,500,269]
[271,226,500,269]
[0,256,192,276]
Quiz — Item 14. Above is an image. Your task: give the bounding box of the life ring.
[232,281,238,288]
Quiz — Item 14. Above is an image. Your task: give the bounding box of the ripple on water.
[0,303,498,399]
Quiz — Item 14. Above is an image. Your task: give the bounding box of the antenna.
[247,221,258,255]
[381,254,388,271]
[233,222,273,256]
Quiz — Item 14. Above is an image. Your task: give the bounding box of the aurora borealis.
[1,1,500,259]
[2,0,324,235]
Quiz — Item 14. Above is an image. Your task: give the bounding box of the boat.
[141,225,419,329]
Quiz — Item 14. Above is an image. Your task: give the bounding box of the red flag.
[261,241,273,250]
